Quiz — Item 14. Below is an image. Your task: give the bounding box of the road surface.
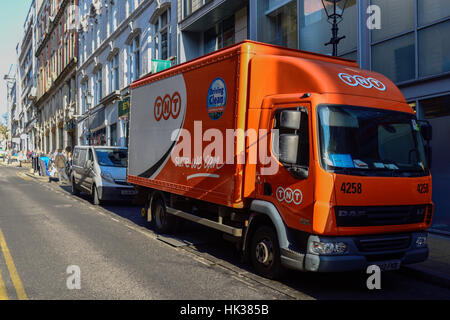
[0,165,449,300]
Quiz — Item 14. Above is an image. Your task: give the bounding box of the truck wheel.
[72,178,80,196]
[92,186,102,206]
[152,198,175,234]
[250,226,283,279]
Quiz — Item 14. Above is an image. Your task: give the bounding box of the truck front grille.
[335,205,427,227]
[356,234,411,252]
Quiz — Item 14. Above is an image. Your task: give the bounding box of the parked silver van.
[71,146,136,204]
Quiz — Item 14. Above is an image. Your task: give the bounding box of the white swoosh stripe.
[186,173,220,181]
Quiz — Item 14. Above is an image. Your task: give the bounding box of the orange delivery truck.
[127,40,433,279]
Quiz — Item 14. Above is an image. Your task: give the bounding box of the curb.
[400,264,450,290]
[428,228,450,237]
[24,172,50,182]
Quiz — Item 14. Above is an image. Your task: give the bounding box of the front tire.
[92,185,102,205]
[250,226,284,279]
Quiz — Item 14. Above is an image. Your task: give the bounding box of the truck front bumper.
[281,232,429,272]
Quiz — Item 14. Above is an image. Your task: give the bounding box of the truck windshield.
[95,149,128,168]
[318,105,428,177]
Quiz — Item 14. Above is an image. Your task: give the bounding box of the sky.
[0,0,33,124]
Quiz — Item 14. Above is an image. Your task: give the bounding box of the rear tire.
[72,178,80,196]
[152,197,176,234]
[250,226,284,279]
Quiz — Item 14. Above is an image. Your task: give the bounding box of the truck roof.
[131,40,406,105]
[131,40,358,89]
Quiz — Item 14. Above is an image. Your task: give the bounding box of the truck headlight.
[415,236,427,248]
[101,172,115,183]
[308,240,348,255]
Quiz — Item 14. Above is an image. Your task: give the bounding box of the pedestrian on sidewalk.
[55,149,69,185]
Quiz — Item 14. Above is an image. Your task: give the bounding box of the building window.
[418,0,450,26]
[81,81,88,113]
[128,36,140,83]
[154,9,170,60]
[110,123,117,146]
[371,0,414,43]
[298,0,357,56]
[109,53,119,93]
[94,69,102,106]
[418,20,450,77]
[204,16,235,54]
[128,0,135,16]
[421,95,450,119]
[372,33,415,83]
[370,0,450,83]
[257,0,298,50]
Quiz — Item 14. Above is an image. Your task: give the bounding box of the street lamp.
[321,0,348,57]
[86,90,93,109]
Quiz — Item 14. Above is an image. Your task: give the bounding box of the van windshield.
[318,105,428,177]
[95,149,128,168]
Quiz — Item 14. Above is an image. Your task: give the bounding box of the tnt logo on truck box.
[128,74,187,179]
[154,92,182,121]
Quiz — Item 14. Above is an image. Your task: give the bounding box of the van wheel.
[72,178,80,196]
[152,198,175,234]
[250,226,283,279]
[92,186,102,206]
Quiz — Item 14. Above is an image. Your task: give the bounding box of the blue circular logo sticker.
[207,78,227,120]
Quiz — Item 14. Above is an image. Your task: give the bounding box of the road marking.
[0,229,28,300]
[0,264,8,300]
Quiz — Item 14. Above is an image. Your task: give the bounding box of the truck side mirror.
[279,134,298,164]
[418,120,432,141]
[280,110,301,130]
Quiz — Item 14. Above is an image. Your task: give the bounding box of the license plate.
[372,260,401,271]
[121,190,137,195]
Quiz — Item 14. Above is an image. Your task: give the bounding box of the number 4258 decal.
[341,182,362,194]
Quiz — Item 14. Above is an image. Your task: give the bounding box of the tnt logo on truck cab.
[154,92,182,121]
[338,73,386,91]
[276,187,303,205]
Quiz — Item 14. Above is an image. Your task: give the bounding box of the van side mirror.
[418,120,432,141]
[279,134,298,164]
[280,110,301,130]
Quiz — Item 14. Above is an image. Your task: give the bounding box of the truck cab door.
[256,101,315,232]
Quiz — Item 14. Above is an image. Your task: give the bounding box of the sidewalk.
[401,234,450,288]
[0,160,32,169]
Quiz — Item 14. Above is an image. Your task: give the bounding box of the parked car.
[71,146,137,205]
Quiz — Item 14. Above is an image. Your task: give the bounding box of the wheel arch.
[243,200,290,259]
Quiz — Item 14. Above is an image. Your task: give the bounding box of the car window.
[79,150,87,167]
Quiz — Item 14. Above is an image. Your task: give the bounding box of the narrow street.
[0,165,449,300]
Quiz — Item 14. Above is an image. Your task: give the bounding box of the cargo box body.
[128,45,244,208]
